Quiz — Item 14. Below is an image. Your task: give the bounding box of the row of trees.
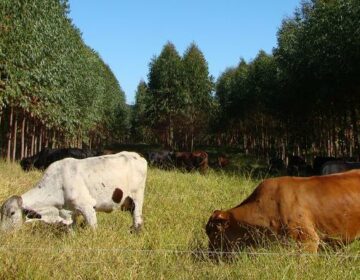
[215,0,360,159]
[131,0,360,160]
[2,0,358,162]
[131,42,214,150]
[0,0,129,161]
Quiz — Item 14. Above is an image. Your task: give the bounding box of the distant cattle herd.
[269,155,360,176]
[3,147,360,258]
[19,146,359,177]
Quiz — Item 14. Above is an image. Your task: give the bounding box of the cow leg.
[24,207,72,226]
[70,210,81,228]
[287,223,320,253]
[131,181,145,233]
[131,196,143,233]
[75,204,97,229]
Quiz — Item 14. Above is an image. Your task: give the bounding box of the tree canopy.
[0,0,129,160]
[131,0,360,160]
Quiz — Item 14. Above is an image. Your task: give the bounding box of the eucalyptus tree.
[227,59,250,147]
[182,43,214,150]
[275,0,360,156]
[147,42,186,148]
[131,80,153,143]
[0,0,129,160]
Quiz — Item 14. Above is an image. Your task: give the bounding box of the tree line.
[0,0,129,161]
[1,0,359,163]
[131,42,215,151]
[131,0,360,161]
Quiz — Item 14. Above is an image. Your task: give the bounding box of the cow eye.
[10,211,15,216]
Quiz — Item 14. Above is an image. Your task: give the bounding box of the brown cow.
[206,170,360,254]
[175,151,208,174]
[217,155,230,168]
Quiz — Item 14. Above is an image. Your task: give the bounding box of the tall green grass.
[0,161,360,279]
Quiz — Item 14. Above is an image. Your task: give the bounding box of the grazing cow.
[217,155,230,169]
[175,151,208,174]
[321,160,360,175]
[268,157,285,173]
[20,148,101,171]
[1,151,147,232]
[286,155,312,176]
[313,156,337,175]
[147,150,174,169]
[206,170,360,255]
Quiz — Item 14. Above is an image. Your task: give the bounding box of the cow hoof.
[130,225,142,234]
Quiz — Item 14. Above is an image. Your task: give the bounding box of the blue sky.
[68,1,300,104]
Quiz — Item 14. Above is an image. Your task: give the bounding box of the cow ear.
[16,196,23,208]
[211,210,230,228]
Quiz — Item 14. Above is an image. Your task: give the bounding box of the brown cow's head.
[205,210,238,256]
[205,210,269,258]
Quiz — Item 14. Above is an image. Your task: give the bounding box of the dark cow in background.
[217,154,230,169]
[312,156,337,175]
[20,148,101,171]
[321,160,360,175]
[175,151,208,174]
[147,150,174,169]
[286,155,311,176]
[268,157,285,174]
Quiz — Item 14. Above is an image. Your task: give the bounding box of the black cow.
[312,156,337,175]
[321,160,360,175]
[146,150,174,169]
[268,157,285,173]
[286,155,309,176]
[20,148,101,171]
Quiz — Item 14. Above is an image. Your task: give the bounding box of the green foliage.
[213,0,360,157]
[0,0,129,150]
[134,42,214,149]
[275,0,360,111]
[181,43,214,148]
[131,80,153,142]
[147,42,186,133]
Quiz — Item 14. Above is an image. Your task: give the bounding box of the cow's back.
[40,152,147,212]
[237,171,360,241]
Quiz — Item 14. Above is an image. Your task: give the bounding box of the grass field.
[1,160,360,279]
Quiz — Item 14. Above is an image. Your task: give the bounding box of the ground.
[0,160,360,279]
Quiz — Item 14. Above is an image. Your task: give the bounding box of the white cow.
[0,151,147,232]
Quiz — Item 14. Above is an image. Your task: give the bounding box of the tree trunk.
[39,126,43,152]
[31,123,35,156]
[12,110,18,161]
[45,129,49,148]
[21,115,25,159]
[6,107,13,161]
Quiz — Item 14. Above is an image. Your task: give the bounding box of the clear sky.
[68,1,300,105]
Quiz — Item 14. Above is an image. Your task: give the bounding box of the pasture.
[1,161,360,279]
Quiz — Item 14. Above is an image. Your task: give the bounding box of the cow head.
[205,210,235,255]
[206,210,267,257]
[0,196,24,232]
[20,158,33,171]
[0,196,43,232]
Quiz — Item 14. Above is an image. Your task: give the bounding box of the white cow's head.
[0,196,24,232]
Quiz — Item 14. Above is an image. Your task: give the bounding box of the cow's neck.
[21,182,62,210]
[229,203,269,228]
